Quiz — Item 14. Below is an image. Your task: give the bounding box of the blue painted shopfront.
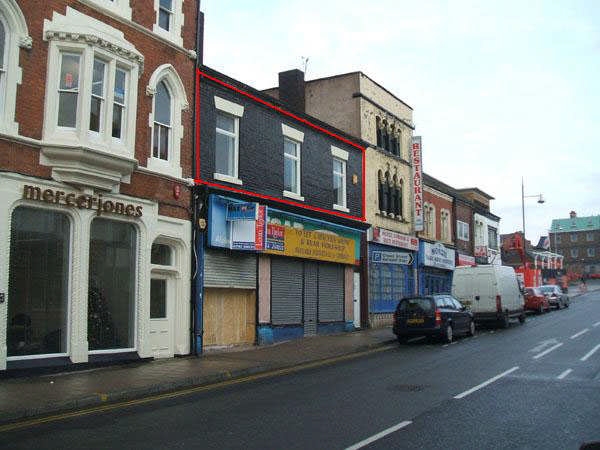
[417,241,455,295]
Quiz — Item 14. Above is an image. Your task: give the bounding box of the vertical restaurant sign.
[412,136,423,231]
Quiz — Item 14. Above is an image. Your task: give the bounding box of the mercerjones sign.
[23,185,143,217]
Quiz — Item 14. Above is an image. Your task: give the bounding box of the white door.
[353,272,361,329]
[149,276,173,358]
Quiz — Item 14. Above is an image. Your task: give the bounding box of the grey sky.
[201,0,600,244]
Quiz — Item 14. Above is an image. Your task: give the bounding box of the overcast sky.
[201,0,600,244]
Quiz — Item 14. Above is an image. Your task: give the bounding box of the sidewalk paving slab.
[0,327,397,425]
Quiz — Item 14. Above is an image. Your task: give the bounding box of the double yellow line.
[0,344,395,433]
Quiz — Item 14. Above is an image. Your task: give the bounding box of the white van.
[451,265,525,327]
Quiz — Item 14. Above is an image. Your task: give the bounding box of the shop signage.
[370,227,418,251]
[371,251,413,265]
[457,253,476,266]
[265,226,356,265]
[227,202,258,221]
[474,245,488,257]
[421,241,455,270]
[411,136,423,231]
[23,185,143,217]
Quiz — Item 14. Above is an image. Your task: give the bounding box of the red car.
[524,287,549,314]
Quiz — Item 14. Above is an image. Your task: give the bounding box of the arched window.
[381,122,388,152]
[376,117,382,148]
[389,126,397,155]
[396,179,404,218]
[384,171,392,215]
[377,170,384,212]
[146,64,188,178]
[395,130,402,156]
[0,1,31,135]
[152,80,171,161]
[391,175,399,217]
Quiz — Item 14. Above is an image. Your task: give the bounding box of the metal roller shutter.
[303,261,318,336]
[318,263,344,322]
[271,258,303,325]
[204,248,256,289]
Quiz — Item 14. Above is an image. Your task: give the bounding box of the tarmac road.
[2,289,600,450]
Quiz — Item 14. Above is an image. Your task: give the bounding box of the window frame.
[213,96,244,185]
[457,220,469,241]
[152,0,183,46]
[587,247,595,257]
[80,0,132,20]
[570,248,578,258]
[331,146,349,212]
[281,124,304,201]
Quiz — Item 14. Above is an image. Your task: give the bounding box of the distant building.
[550,211,600,277]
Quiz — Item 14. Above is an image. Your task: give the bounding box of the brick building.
[1,0,198,372]
[550,211,600,277]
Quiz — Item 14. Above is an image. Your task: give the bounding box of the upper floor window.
[440,210,450,242]
[555,235,562,244]
[213,96,244,185]
[146,64,188,179]
[424,203,435,239]
[0,1,31,136]
[457,220,469,241]
[281,124,304,201]
[571,248,578,258]
[153,0,183,46]
[377,170,403,219]
[587,247,595,257]
[43,7,142,156]
[331,146,348,212]
[587,232,594,242]
[570,233,578,242]
[375,117,401,156]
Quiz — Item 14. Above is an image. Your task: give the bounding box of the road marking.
[407,336,425,343]
[530,338,559,353]
[454,366,519,399]
[533,343,563,360]
[593,321,600,327]
[345,421,412,450]
[0,344,397,433]
[570,329,589,339]
[581,344,600,362]
[557,369,573,380]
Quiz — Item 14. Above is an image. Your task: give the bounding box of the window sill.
[333,204,350,213]
[146,157,182,179]
[283,191,305,202]
[214,173,243,185]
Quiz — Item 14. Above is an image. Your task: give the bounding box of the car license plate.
[406,318,424,324]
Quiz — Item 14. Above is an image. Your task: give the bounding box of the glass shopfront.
[88,219,137,351]
[8,207,70,357]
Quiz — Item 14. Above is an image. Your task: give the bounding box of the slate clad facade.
[195,67,367,349]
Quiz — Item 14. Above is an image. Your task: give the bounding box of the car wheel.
[444,324,453,343]
[467,320,475,337]
[538,304,544,314]
[518,314,526,324]
[499,313,509,329]
[564,300,569,308]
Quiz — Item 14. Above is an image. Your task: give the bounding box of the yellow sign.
[265,226,356,265]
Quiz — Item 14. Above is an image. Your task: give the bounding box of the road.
[2,290,600,450]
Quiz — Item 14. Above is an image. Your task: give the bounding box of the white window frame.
[42,7,141,158]
[153,0,184,46]
[587,247,595,257]
[331,146,348,212]
[570,233,578,242]
[282,124,304,201]
[146,64,188,179]
[214,96,243,185]
[440,209,450,243]
[424,203,436,239]
[0,1,31,136]
[457,220,469,241]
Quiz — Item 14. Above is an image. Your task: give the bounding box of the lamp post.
[521,176,545,242]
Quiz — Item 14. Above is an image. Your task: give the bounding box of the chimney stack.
[278,69,305,113]
[569,211,577,218]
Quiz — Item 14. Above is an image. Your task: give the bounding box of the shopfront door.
[149,276,173,358]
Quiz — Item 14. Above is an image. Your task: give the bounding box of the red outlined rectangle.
[194,68,366,223]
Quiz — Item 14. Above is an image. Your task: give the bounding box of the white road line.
[533,343,563,360]
[570,329,589,339]
[345,421,412,450]
[557,369,573,380]
[594,321,600,327]
[407,337,425,343]
[581,344,600,362]
[454,366,519,399]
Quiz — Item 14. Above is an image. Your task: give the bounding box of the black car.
[393,294,475,344]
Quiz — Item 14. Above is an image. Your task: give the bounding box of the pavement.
[1,279,597,427]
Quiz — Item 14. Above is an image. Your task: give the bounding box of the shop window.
[8,207,70,357]
[88,219,136,351]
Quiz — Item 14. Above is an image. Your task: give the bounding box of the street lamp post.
[521,176,545,242]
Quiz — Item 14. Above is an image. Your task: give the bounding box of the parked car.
[539,285,570,309]
[524,287,549,314]
[452,265,526,328]
[393,294,475,344]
